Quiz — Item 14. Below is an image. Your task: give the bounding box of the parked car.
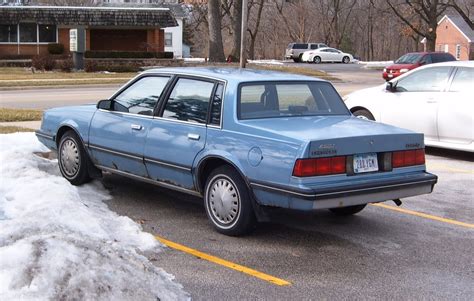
[301,47,354,63]
[345,61,473,152]
[36,67,437,236]
[285,42,327,62]
[383,52,456,81]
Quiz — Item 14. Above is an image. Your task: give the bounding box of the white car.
[301,47,354,64]
[345,61,474,152]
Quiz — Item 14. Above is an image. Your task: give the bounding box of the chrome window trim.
[98,109,155,119]
[151,116,207,127]
[96,164,202,197]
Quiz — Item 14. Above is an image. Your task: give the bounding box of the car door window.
[162,78,214,124]
[395,67,451,92]
[310,44,318,49]
[210,83,224,126]
[420,55,432,64]
[113,76,170,115]
[449,68,474,92]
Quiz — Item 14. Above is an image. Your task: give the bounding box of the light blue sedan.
[36,67,437,236]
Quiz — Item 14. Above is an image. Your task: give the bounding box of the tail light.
[392,149,425,168]
[293,156,346,177]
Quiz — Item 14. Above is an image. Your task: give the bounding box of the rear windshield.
[238,81,350,120]
[395,53,423,64]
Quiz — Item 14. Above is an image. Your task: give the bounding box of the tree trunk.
[207,0,225,62]
[231,0,242,59]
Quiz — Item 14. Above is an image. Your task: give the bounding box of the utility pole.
[240,0,248,68]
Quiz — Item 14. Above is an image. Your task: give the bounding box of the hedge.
[84,51,174,59]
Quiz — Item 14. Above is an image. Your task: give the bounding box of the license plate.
[353,153,379,174]
[388,74,393,78]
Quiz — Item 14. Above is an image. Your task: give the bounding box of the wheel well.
[197,157,245,193]
[350,106,368,114]
[55,126,75,147]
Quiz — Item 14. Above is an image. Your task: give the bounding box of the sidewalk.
[0,120,41,130]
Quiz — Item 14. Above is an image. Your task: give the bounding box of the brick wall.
[90,29,148,51]
[436,17,471,60]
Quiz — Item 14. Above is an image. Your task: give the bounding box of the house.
[423,13,474,60]
[101,0,186,58]
[0,5,177,56]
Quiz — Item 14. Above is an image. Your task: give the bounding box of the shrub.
[47,43,65,55]
[84,60,99,72]
[58,58,74,72]
[84,51,174,59]
[32,55,56,71]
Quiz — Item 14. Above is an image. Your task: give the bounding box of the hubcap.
[60,139,80,177]
[208,177,240,226]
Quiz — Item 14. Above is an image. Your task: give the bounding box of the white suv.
[285,43,327,62]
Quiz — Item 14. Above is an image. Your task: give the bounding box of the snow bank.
[358,61,394,68]
[0,133,189,300]
[248,59,284,65]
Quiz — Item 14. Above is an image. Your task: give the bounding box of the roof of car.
[424,60,474,67]
[142,67,325,82]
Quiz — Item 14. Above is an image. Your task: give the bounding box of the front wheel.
[313,56,322,64]
[352,109,375,121]
[342,56,350,64]
[204,166,256,236]
[58,130,91,185]
[329,204,367,216]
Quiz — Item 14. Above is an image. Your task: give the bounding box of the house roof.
[100,3,187,19]
[439,14,474,42]
[0,6,178,27]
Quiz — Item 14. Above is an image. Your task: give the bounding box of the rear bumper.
[250,172,437,211]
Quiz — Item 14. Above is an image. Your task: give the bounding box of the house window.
[19,23,37,42]
[455,44,461,60]
[38,24,56,43]
[165,32,172,47]
[0,24,17,43]
[444,44,449,53]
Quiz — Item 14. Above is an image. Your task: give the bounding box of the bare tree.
[247,0,264,60]
[207,0,226,61]
[222,0,243,59]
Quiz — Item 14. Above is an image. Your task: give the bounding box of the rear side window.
[310,44,319,49]
[292,43,308,49]
[238,81,349,119]
[449,67,473,92]
[162,78,214,124]
[420,55,432,64]
[432,53,456,63]
[209,83,224,126]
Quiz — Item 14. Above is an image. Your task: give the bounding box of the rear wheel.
[342,56,350,64]
[292,58,299,63]
[313,56,322,64]
[352,109,375,121]
[204,166,256,236]
[58,130,91,185]
[329,204,367,216]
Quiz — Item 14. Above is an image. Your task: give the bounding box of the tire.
[58,130,91,185]
[329,204,367,216]
[313,56,322,64]
[342,56,350,64]
[292,58,299,63]
[204,166,256,236]
[298,54,303,63]
[352,109,375,121]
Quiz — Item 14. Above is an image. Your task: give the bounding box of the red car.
[383,52,456,81]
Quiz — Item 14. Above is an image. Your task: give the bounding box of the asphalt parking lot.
[104,147,473,300]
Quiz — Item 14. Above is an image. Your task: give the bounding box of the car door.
[380,66,453,142]
[332,49,344,62]
[88,75,171,177]
[438,67,473,145]
[143,76,221,190]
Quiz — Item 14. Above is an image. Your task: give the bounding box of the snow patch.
[358,61,394,68]
[0,133,189,300]
[248,59,284,65]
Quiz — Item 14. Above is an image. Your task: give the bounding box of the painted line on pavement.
[371,203,474,229]
[155,235,291,286]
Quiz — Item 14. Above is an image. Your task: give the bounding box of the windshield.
[238,81,350,120]
[395,53,423,64]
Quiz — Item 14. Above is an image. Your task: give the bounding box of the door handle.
[187,133,200,140]
[131,124,143,130]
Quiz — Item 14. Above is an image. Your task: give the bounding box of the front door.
[144,77,221,190]
[89,75,170,177]
[380,66,453,142]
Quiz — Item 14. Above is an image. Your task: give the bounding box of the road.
[0,64,384,109]
[103,148,473,300]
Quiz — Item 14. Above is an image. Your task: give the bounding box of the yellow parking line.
[155,235,291,286]
[427,163,474,174]
[371,203,474,229]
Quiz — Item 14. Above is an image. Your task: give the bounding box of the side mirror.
[97,99,112,110]
[386,81,396,92]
